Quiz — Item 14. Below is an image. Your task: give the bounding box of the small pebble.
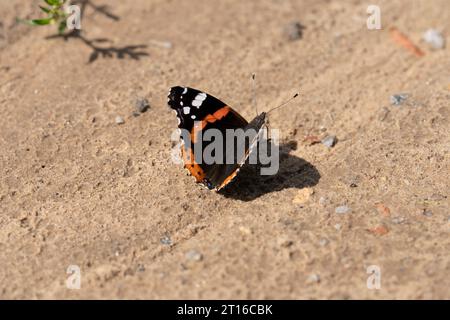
[427,193,446,202]
[303,135,321,146]
[378,107,390,121]
[239,226,252,235]
[321,135,337,148]
[137,264,145,272]
[135,98,150,113]
[375,203,391,217]
[368,225,389,236]
[160,234,172,246]
[390,94,408,106]
[306,274,320,283]
[283,21,305,41]
[334,223,342,230]
[423,29,445,49]
[422,209,433,217]
[335,205,350,214]
[185,249,203,262]
[319,238,329,246]
[277,236,294,248]
[292,188,314,204]
[161,41,173,49]
[115,116,125,124]
[392,216,406,224]
[319,196,329,206]
[149,40,173,49]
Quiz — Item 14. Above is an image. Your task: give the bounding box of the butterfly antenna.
[266,92,299,115]
[251,73,258,116]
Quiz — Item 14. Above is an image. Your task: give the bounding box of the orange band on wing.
[192,106,231,143]
[181,146,206,182]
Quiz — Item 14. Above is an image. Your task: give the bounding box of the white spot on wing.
[192,100,202,108]
[191,92,207,108]
[183,107,191,114]
[191,115,196,119]
[182,87,188,94]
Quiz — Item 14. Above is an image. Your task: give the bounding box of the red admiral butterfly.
[168,86,297,191]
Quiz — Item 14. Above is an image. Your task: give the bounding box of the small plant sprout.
[18,0,73,34]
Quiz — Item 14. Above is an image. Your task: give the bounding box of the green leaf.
[30,18,55,25]
[39,6,52,14]
[16,18,45,26]
[39,5,52,13]
[45,0,61,6]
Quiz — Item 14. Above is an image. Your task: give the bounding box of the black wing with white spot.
[167,86,232,130]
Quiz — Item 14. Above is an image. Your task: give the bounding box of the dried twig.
[390,27,425,57]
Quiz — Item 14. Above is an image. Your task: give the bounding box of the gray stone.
[335,205,350,214]
[284,22,305,41]
[321,135,337,148]
[115,116,125,124]
[186,249,203,262]
[160,234,172,246]
[135,98,150,113]
[423,29,445,49]
[390,94,408,106]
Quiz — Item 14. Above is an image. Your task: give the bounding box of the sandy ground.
[0,0,449,299]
